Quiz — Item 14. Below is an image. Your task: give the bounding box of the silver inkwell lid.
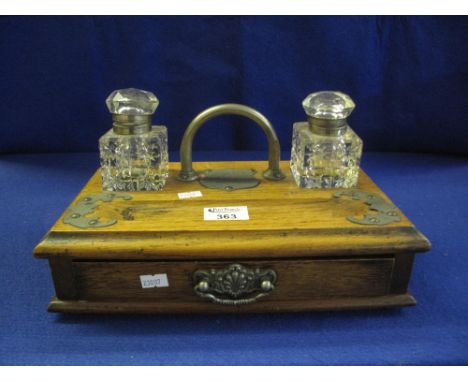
[302,91,355,136]
[106,88,159,135]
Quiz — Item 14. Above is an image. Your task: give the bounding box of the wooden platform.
[34,161,431,314]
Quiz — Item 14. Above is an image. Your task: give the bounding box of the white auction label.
[139,274,169,289]
[204,206,250,221]
[178,190,203,199]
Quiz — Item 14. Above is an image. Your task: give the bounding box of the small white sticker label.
[140,274,169,289]
[178,190,203,199]
[204,206,250,221]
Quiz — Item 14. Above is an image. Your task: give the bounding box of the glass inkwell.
[290,91,363,188]
[99,88,169,191]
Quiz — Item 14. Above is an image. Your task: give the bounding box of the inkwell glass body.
[99,88,169,191]
[290,91,363,188]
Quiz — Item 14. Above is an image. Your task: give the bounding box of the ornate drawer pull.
[193,264,277,306]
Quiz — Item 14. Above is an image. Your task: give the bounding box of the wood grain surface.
[35,161,429,313]
[34,161,431,260]
[72,258,394,302]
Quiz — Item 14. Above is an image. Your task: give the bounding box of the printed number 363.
[216,214,237,220]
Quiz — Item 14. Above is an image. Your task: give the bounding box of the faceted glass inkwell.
[99,88,169,191]
[290,91,363,188]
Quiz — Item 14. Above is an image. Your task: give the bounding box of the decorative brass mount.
[193,264,277,305]
[333,190,401,225]
[63,193,132,228]
[176,104,286,190]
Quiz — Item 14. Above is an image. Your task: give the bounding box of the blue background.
[0,16,467,365]
[1,16,468,155]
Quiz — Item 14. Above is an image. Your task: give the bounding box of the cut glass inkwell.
[290,91,363,188]
[99,88,169,191]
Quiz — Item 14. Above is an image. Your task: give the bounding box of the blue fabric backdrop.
[1,16,468,366]
[1,16,467,155]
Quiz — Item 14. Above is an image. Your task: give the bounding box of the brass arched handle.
[177,104,286,182]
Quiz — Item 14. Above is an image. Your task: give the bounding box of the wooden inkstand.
[34,104,430,314]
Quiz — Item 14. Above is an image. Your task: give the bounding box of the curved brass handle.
[193,264,277,306]
[194,281,274,305]
[177,104,286,182]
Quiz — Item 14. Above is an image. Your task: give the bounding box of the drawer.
[71,258,394,304]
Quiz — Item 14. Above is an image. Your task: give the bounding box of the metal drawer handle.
[193,264,277,306]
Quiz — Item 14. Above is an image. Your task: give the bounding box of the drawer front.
[72,258,394,304]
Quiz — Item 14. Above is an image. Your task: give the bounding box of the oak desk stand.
[34,161,430,314]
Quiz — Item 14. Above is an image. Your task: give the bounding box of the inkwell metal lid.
[302,91,355,136]
[106,88,159,135]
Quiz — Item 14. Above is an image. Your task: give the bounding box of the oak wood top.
[34,161,431,259]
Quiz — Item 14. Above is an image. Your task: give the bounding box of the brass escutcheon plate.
[198,169,260,191]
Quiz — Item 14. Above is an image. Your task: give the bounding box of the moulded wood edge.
[33,227,431,260]
[47,293,417,314]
